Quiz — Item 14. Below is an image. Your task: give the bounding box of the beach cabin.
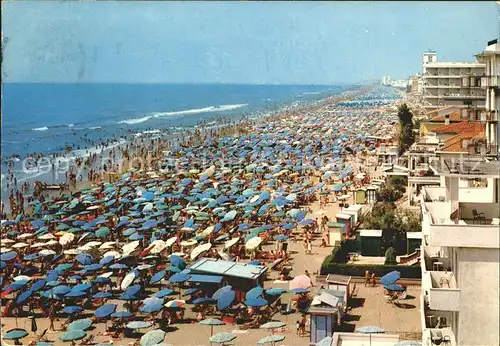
[335,213,353,237]
[307,289,344,345]
[366,185,378,204]
[189,258,267,302]
[326,222,345,246]
[325,274,351,306]
[343,204,363,223]
[354,188,367,204]
[359,229,383,256]
[407,232,423,254]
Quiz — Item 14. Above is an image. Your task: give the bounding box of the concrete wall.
[457,248,500,346]
[429,224,500,248]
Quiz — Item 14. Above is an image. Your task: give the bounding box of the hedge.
[320,260,421,278]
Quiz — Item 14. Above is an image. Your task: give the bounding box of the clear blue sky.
[2,1,498,84]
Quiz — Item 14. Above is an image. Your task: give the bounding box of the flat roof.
[189,258,267,280]
[360,229,382,237]
[325,274,351,285]
[187,274,223,284]
[431,159,500,178]
[407,232,423,240]
[336,213,352,219]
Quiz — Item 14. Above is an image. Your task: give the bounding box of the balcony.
[480,75,499,88]
[427,271,460,311]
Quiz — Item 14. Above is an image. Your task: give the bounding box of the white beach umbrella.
[45,240,58,246]
[200,226,215,237]
[0,247,12,253]
[86,205,100,210]
[103,250,121,259]
[1,239,15,244]
[98,272,113,279]
[218,250,230,261]
[14,275,32,282]
[190,243,212,260]
[12,242,29,249]
[63,249,79,256]
[17,233,34,240]
[224,237,240,250]
[180,239,197,247]
[39,249,56,256]
[122,241,140,255]
[150,240,167,254]
[121,271,137,290]
[85,241,103,248]
[338,194,350,201]
[165,236,178,247]
[245,237,262,250]
[59,233,75,246]
[38,234,56,240]
[99,241,116,250]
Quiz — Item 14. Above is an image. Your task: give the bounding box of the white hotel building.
[422,51,486,111]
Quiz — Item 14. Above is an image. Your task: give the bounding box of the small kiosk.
[344,205,363,224]
[325,274,351,306]
[366,185,378,204]
[354,188,367,204]
[359,229,383,256]
[326,222,345,246]
[308,289,344,344]
[336,212,353,237]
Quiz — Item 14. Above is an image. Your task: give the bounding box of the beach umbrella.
[168,272,190,284]
[212,285,232,300]
[257,334,285,345]
[199,318,225,336]
[63,306,84,314]
[15,289,34,305]
[265,288,287,296]
[67,318,93,331]
[380,271,401,285]
[260,321,286,330]
[109,263,128,270]
[169,255,186,270]
[245,236,262,250]
[75,254,93,265]
[59,330,87,342]
[121,271,137,290]
[244,297,268,307]
[94,303,116,318]
[110,311,133,319]
[164,300,185,309]
[140,329,166,346]
[316,336,333,346]
[289,275,312,290]
[3,328,28,342]
[384,284,404,292]
[155,288,175,298]
[0,251,17,261]
[357,326,385,346]
[95,227,110,238]
[246,286,264,300]
[394,342,421,346]
[140,301,164,314]
[190,242,212,260]
[93,292,113,299]
[216,289,235,311]
[30,279,47,292]
[65,290,88,298]
[150,270,167,284]
[209,332,236,345]
[274,235,288,241]
[223,237,240,250]
[183,287,201,296]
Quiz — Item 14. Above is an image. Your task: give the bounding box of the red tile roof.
[432,121,484,134]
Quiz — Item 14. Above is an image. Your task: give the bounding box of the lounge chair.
[432,330,443,345]
[472,209,486,224]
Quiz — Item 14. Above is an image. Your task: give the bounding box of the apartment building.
[419,158,500,346]
[422,51,486,111]
[475,39,500,159]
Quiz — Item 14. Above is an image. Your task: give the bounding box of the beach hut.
[307,289,344,344]
[354,188,367,204]
[344,204,363,224]
[366,186,378,204]
[406,232,422,254]
[359,229,382,256]
[335,213,353,237]
[326,222,345,246]
[324,274,351,305]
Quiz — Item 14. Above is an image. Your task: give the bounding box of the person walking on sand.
[365,270,370,287]
[371,272,376,287]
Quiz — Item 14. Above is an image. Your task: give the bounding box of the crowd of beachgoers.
[0,86,404,345]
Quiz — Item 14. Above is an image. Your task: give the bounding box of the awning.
[187,274,223,284]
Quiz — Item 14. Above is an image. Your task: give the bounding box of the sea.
[1,83,358,191]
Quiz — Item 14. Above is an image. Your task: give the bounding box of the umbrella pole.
[211,325,214,336]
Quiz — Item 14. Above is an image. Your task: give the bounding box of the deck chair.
[472,209,486,224]
[432,330,443,345]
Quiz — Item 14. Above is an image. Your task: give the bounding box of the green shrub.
[384,247,397,265]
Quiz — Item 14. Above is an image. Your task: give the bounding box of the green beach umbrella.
[140,329,166,346]
[59,330,87,342]
[209,332,236,345]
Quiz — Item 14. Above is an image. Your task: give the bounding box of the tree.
[385,247,397,265]
[376,185,403,203]
[397,103,415,155]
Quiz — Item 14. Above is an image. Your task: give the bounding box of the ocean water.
[2,83,356,159]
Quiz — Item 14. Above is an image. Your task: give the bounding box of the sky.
[2,1,498,84]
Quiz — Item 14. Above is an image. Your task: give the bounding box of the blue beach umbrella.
[155,288,175,298]
[16,289,34,305]
[384,284,404,292]
[216,290,235,311]
[246,286,264,300]
[380,271,401,286]
[111,311,133,319]
[3,328,28,340]
[59,330,87,342]
[93,292,113,299]
[65,290,88,298]
[265,288,287,296]
[168,272,190,283]
[63,306,84,314]
[212,285,232,300]
[244,297,268,307]
[150,270,166,284]
[169,255,186,270]
[75,254,93,265]
[95,303,116,318]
